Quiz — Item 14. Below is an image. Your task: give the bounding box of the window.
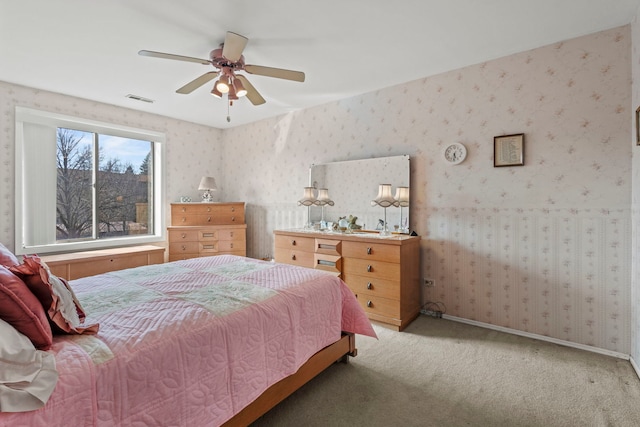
[15,107,165,255]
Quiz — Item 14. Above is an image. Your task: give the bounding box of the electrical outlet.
[424,278,435,287]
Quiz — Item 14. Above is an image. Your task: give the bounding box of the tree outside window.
[56,128,153,242]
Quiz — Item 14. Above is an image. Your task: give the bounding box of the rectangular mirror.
[309,155,410,233]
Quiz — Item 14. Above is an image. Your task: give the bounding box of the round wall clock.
[443,142,467,165]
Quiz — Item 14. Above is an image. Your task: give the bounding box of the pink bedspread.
[0,255,375,426]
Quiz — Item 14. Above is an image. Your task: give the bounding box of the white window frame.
[15,107,166,255]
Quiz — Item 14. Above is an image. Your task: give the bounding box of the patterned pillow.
[0,243,19,267]
[10,255,99,335]
[0,266,53,350]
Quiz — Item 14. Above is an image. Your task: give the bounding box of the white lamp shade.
[316,188,330,201]
[298,187,316,206]
[371,184,395,207]
[394,186,410,207]
[314,188,334,206]
[198,176,217,191]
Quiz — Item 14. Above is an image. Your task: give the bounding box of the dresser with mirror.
[274,155,421,331]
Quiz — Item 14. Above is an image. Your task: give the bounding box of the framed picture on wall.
[494,133,524,167]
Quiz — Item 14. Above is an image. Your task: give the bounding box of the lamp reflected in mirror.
[314,188,334,230]
[394,186,410,234]
[371,184,396,236]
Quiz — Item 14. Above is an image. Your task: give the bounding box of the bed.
[0,254,376,426]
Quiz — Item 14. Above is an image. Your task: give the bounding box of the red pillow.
[10,255,99,335]
[0,242,19,267]
[0,265,53,350]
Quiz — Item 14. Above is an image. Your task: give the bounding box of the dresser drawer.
[171,203,244,215]
[169,241,200,255]
[171,203,245,226]
[342,274,400,300]
[314,253,341,275]
[218,239,246,252]
[168,229,200,242]
[199,242,219,253]
[274,249,314,268]
[173,214,243,226]
[342,241,400,263]
[314,238,342,256]
[354,293,400,318]
[198,229,219,240]
[274,235,315,252]
[342,258,400,281]
[218,228,246,241]
[168,254,195,262]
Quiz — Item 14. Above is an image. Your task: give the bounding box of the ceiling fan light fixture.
[227,85,239,101]
[210,85,222,98]
[216,75,230,93]
[234,78,247,97]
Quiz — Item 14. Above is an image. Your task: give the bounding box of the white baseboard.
[441,314,630,360]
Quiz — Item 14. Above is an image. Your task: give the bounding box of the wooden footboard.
[222,332,357,426]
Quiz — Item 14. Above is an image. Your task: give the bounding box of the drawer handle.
[203,245,215,249]
[207,217,211,222]
[181,207,186,212]
[181,217,186,223]
[231,216,235,222]
[181,245,187,251]
[367,247,372,255]
[291,240,296,246]
[367,282,372,290]
[181,233,187,238]
[231,207,235,212]
[230,232,234,237]
[291,254,296,260]
[202,233,214,237]
[207,207,211,212]
[367,265,372,273]
[230,243,234,249]
[367,300,372,308]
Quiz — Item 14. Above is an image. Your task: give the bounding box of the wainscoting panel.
[424,207,631,354]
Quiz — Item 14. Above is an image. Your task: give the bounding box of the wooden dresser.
[274,229,421,331]
[168,202,247,261]
[41,245,165,280]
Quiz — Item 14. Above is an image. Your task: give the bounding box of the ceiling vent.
[125,94,154,103]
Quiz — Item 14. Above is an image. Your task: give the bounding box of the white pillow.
[0,319,58,412]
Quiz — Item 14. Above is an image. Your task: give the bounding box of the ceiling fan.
[139,31,305,108]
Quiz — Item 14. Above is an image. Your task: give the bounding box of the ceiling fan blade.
[244,65,305,82]
[236,75,266,105]
[176,72,219,94]
[222,32,248,62]
[138,50,211,65]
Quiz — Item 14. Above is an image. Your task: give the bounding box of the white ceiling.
[1,0,638,129]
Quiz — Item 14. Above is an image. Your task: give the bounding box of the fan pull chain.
[227,99,231,122]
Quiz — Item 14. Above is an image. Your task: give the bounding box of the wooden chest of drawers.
[273,229,421,331]
[169,203,247,261]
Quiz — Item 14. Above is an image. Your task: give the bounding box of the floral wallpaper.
[0,25,635,355]
[223,26,632,354]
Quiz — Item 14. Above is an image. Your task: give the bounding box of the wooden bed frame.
[222,332,357,426]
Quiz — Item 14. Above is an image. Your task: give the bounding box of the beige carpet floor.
[251,315,640,427]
